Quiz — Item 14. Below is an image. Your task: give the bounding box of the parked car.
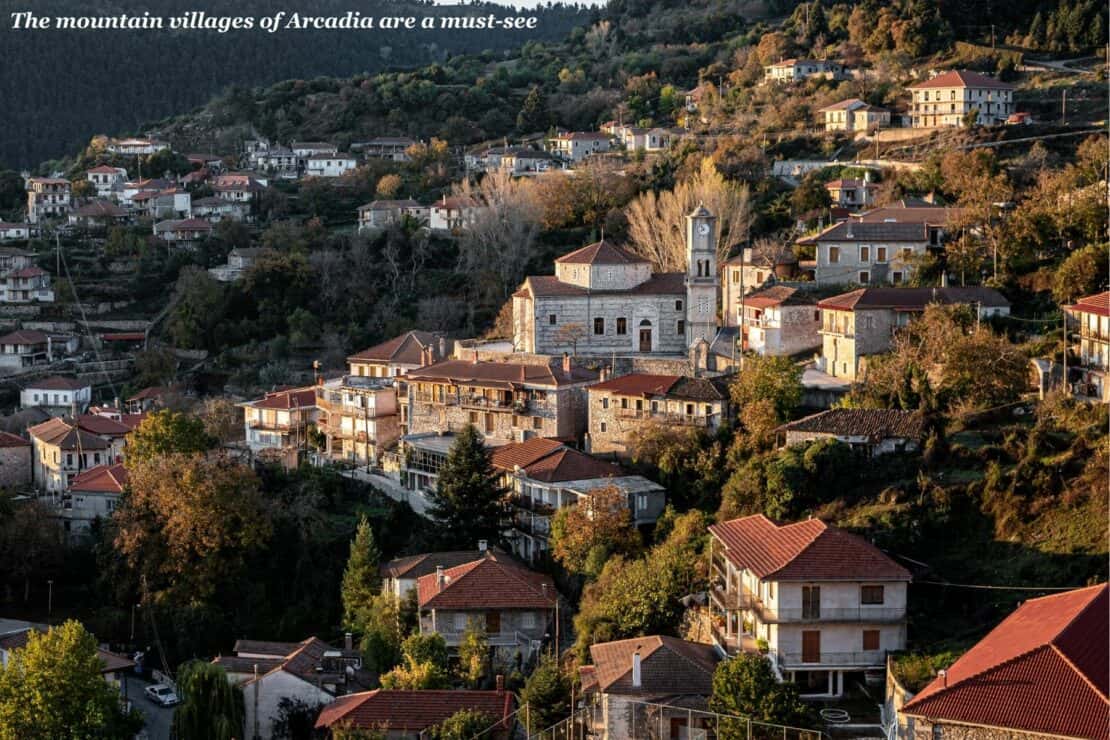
[144,683,179,706]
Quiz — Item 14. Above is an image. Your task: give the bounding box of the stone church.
[513,206,721,357]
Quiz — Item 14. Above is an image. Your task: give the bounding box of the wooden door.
[802,630,820,663]
[485,610,501,634]
[639,328,652,352]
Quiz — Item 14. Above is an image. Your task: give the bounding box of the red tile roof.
[490,437,622,482]
[855,205,969,225]
[817,287,1010,312]
[586,635,719,696]
[555,240,648,266]
[0,330,48,346]
[0,431,29,448]
[87,165,124,174]
[742,286,814,309]
[380,551,489,580]
[1068,292,1110,318]
[587,373,680,397]
[28,418,111,451]
[903,584,1108,739]
[315,689,515,732]
[777,408,924,441]
[708,514,911,581]
[405,359,596,388]
[908,70,1014,90]
[24,376,87,391]
[246,387,317,410]
[348,330,439,365]
[518,272,686,298]
[68,463,128,494]
[417,552,556,611]
[75,414,132,437]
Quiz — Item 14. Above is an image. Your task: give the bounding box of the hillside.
[0,0,595,168]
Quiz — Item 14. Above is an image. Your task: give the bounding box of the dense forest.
[0,0,596,167]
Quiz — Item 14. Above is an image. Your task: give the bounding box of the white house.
[708,514,912,697]
[548,132,612,162]
[238,387,319,469]
[60,463,128,543]
[909,70,1015,128]
[106,138,169,155]
[735,285,821,357]
[765,59,846,83]
[429,196,481,232]
[291,142,338,164]
[304,154,358,178]
[192,196,249,223]
[85,165,128,198]
[818,99,891,132]
[0,223,31,242]
[21,376,92,416]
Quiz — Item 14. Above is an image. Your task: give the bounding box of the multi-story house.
[207,247,273,282]
[239,387,319,469]
[816,287,1010,381]
[213,173,266,203]
[153,218,212,245]
[514,207,720,356]
[304,154,358,178]
[489,437,666,564]
[357,137,416,161]
[20,376,92,416]
[547,132,612,162]
[0,223,31,241]
[720,244,801,319]
[825,178,879,209]
[854,202,969,248]
[908,70,1015,128]
[736,286,821,356]
[257,147,299,178]
[416,550,556,662]
[315,375,400,469]
[403,354,596,445]
[898,584,1106,740]
[585,373,731,459]
[798,221,932,286]
[85,165,128,198]
[379,550,488,602]
[776,409,924,456]
[59,463,127,543]
[707,514,912,697]
[192,196,249,223]
[818,99,891,132]
[68,200,129,230]
[106,137,169,155]
[291,141,338,164]
[499,148,561,176]
[0,257,53,303]
[429,196,481,232]
[1065,291,1109,403]
[356,199,424,231]
[26,177,72,224]
[764,58,846,83]
[0,329,52,369]
[28,417,122,494]
[348,330,446,380]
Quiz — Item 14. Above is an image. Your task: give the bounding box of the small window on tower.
[675,300,683,311]
[677,320,685,335]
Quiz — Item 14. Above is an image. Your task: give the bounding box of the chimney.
[599,365,609,382]
[631,649,642,688]
[478,539,488,553]
[495,674,505,693]
[438,336,447,359]
[344,632,353,651]
[436,565,445,592]
[562,352,572,375]
[938,669,947,688]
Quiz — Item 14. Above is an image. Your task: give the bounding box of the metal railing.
[778,649,886,668]
[757,606,905,623]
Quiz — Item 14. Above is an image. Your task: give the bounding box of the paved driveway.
[124,676,175,740]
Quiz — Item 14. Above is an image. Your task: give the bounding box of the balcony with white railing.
[777,649,886,668]
[755,605,905,624]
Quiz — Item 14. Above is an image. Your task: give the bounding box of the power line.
[916,580,1086,591]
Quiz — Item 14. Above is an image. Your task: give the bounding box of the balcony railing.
[778,650,886,668]
[756,606,905,623]
[510,495,556,515]
[615,409,719,427]
[459,395,519,411]
[248,419,290,431]
[709,584,753,611]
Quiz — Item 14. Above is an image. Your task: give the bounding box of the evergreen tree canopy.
[341,515,382,631]
[171,661,245,740]
[426,425,505,549]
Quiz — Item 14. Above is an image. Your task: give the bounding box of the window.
[599,422,607,433]
[454,613,468,631]
[532,416,543,430]
[863,630,880,651]
[685,403,694,415]
[675,300,683,311]
[651,401,659,413]
[892,271,904,285]
[635,399,643,411]
[876,247,887,262]
[801,586,821,619]
[636,494,647,511]
[859,271,870,284]
[698,298,710,314]
[676,320,685,335]
[593,317,605,335]
[616,317,627,335]
[93,453,101,465]
[620,398,628,409]
[731,270,739,284]
[548,314,557,325]
[768,582,775,599]
[902,247,914,260]
[828,246,840,264]
[66,453,73,467]
[859,246,870,262]
[468,411,479,424]
[861,585,885,604]
[522,612,536,629]
[601,397,609,409]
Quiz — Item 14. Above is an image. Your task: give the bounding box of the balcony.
[615,409,719,427]
[248,419,290,431]
[820,326,854,338]
[755,606,905,624]
[510,495,556,515]
[459,395,518,412]
[778,650,886,668]
[709,584,753,611]
[512,512,552,536]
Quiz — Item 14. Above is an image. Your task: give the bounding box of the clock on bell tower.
[684,204,719,347]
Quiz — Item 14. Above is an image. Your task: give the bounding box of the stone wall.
[907,718,1049,740]
[0,445,30,488]
[527,292,688,357]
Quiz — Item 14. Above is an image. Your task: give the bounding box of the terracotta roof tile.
[28,418,110,451]
[0,330,48,345]
[776,408,924,440]
[380,551,487,580]
[417,552,556,610]
[903,585,1108,739]
[587,636,719,696]
[405,359,596,388]
[1068,292,1110,318]
[315,689,515,732]
[246,387,317,410]
[817,287,1009,312]
[24,376,88,391]
[742,286,815,309]
[348,330,439,365]
[555,240,648,266]
[708,514,911,581]
[588,374,680,396]
[68,463,128,494]
[908,70,1014,90]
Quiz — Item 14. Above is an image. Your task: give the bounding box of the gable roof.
[743,286,815,309]
[74,414,132,437]
[776,408,924,441]
[0,330,48,345]
[0,431,29,448]
[902,584,1108,739]
[708,514,911,582]
[380,551,488,580]
[797,220,928,244]
[817,287,1010,312]
[27,418,110,451]
[24,376,88,391]
[405,358,596,389]
[68,463,128,494]
[0,628,134,674]
[490,437,622,482]
[909,70,1015,90]
[244,387,317,410]
[417,551,556,610]
[588,373,680,396]
[586,635,719,696]
[315,689,515,732]
[348,330,439,365]
[855,205,969,225]
[555,240,648,266]
[1068,291,1110,319]
[518,272,686,298]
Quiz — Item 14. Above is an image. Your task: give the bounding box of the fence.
[534,697,825,740]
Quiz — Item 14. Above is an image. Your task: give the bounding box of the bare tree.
[625,158,752,271]
[554,323,587,356]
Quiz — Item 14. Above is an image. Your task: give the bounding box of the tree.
[553,323,587,356]
[626,158,752,271]
[550,485,640,578]
[199,398,244,445]
[172,661,245,740]
[1053,244,1109,304]
[791,173,832,217]
[710,654,812,731]
[378,634,449,690]
[342,515,382,632]
[516,85,550,132]
[457,618,489,688]
[518,653,570,731]
[358,593,404,675]
[125,409,214,466]
[166,266,229,351]
[0,497,64,603]
[376,173,402,198]
[729,355,803,422]
[429,709,496,740]
[426,425,505,549]
[0,621,142,740]
[272,697,325,740]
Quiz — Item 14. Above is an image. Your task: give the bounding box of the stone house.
[20,376,92,416]
[315,688,516,739]
[908,70,1015,128]
[0,265,53,304]
[489,437,666,564]
[736,286,821,357]
[776,409,924,456]
[379,550,488,602]
[213,637,362,740]
[547,132,612,162]
[579,635,720,740]
[1065,291,1109,403]
[315,375,400,469]
[357,199,423,231]
[818,99,891,132]
[153,218,212,245]
[0,431,31,488]
[720,244,800,320]
[357,137,416,161]
[85,165,128,198]
[898,584,1107,740]
[59,463,127,543]
[192,196,249,223]
[208,247,273,282]
[238,387,319,469]
[0,330,52,369]
[816,287,1011,381]
[825,178,879,209]
[514,207,720,357]
[68,200,129,230]
[797,221,932,287]
[708,514,912,697]
[416,551,556,663]
[403,355,596,445]
[586,373,731,459]
[26,177,72,224]
[28,417,122,494]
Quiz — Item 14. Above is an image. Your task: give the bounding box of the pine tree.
[426,425,506,550]
[519,654,571,731]
[516,86,550,133]
[341,515,381,632]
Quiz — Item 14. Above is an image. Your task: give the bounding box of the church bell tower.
[684,204,719,347]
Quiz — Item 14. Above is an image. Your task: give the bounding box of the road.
[124,675,174,740]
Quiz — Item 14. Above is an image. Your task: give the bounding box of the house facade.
[736,286,821,356]
[0,330,52,369]
[909,70,1015,128]
[429,196,481,232]
[708,514,911,697]
[305,155,358,178]
[239,387,319,469]
[825,178,879,209]
[315,376,400,469]
[0,223,31,241]
[776,409,924,456]
[28,417,122,494]
[379,550,486,602]
[548,132,612,162]
[357,200,423,231]
[764,58,846,83]
[20,376,92,416]
[819,99,890,132]
[358,137,416,161]
[1066,291,1109,403]
[798,221,931,287]
[86,165,128,197]
[26,177,72,224]
[585,373,730,459]
[59,463,127,543]
[816,287,1011,381]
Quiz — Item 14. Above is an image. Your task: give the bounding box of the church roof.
[555,240,647,266]
[517,273,685,298]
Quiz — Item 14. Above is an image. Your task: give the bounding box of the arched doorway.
[638,319,653,353]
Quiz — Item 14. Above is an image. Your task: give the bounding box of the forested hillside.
[0,0,594,167]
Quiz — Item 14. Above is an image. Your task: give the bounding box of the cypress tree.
[341,515,381,631]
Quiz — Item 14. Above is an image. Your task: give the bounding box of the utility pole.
[47,579,53,617]
[1062,311,1069,395]
[1062,89,1067,126]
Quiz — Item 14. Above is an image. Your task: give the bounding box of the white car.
[144,683,179,707]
